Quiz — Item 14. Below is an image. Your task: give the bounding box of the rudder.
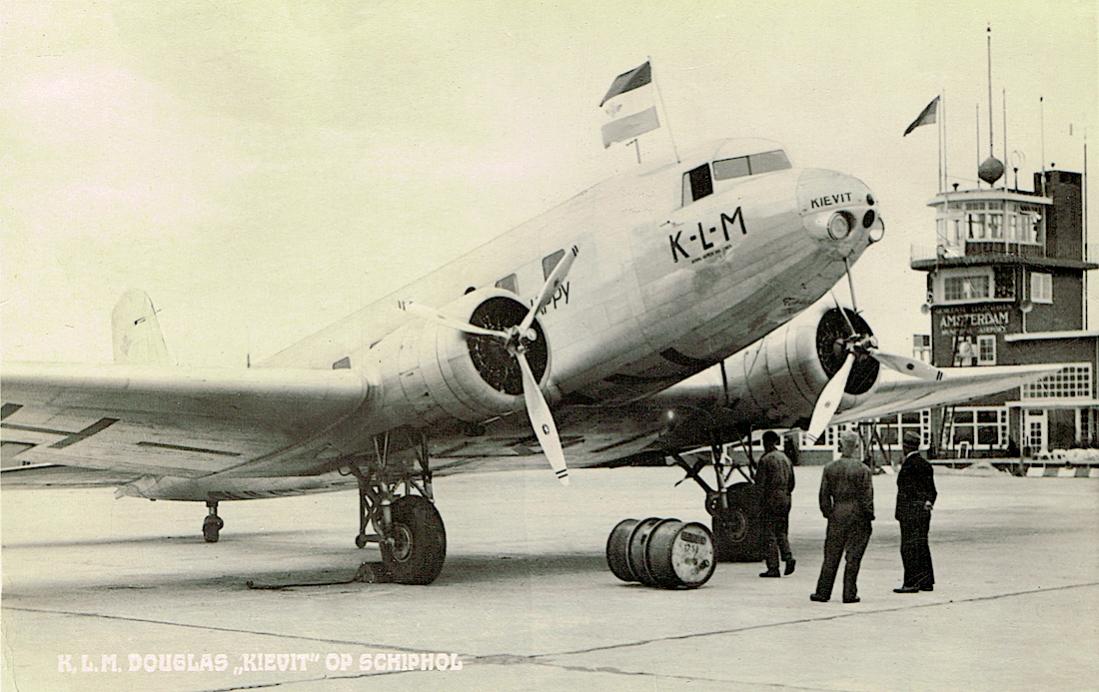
[111,289,171,365]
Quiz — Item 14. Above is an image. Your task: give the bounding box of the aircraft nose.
[796,168,882,244]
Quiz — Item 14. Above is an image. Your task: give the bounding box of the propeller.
[399,246,579,485]
[807,266,944,442]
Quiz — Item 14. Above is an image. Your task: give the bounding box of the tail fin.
[111,289,171,365]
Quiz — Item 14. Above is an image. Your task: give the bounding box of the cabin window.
[681,164,713,205]
[748,149,791,174]
[332,356,351,370]
[495,273,518,294]
[542,250,565,279]
[713,150,791,182]
[713,156,750,181]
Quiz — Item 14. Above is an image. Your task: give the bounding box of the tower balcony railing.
[910,240,1048,264]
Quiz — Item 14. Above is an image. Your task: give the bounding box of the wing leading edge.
[1,363,374,478]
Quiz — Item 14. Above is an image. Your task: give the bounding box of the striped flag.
[903,96,940,136]
[599,61,660,148]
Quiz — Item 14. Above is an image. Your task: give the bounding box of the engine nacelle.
[721,302,880,428]
[372,288,550,425]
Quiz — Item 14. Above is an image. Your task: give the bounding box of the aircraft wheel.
[380,496,447,585]
[354,534,368,549]
[710,483,763,562]
[202,516,223,543]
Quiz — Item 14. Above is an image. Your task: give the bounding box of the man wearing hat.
[894,431,937,593]
[810,431,874,604]
[756,431,796,578]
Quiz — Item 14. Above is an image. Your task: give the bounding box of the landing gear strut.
[345,431,446,585]
[671,438,763,562]
[202,501,224,543]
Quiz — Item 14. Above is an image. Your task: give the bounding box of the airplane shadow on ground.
[436,552,609,585]
[0,530,314,550]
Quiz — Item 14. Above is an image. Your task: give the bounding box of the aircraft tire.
[202,516,222,543]
[381,496,447,584]
[711,483,763,562]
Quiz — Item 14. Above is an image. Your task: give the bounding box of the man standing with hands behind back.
[894,431,937,593]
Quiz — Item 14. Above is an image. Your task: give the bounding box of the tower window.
[1031,273,1053,304]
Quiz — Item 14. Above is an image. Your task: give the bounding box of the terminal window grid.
[1022,364,1092,400]
[949,407,1008,450]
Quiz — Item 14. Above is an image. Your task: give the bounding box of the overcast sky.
[2,1,1096,366]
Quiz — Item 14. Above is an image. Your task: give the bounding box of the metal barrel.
[645,520,716,589]
[629,517,678,587]
[606,518,639,582]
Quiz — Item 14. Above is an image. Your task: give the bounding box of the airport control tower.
[910,165,1098,458]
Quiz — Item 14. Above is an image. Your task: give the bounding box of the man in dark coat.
[756,431,796,577]
[811,431,874,604]
[894,431,937,593]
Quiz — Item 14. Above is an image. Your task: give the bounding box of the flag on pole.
[599,62,652,107]
[599,61,660,148]
[903,96,940,136]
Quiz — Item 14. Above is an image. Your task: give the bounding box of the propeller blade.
[516,351,569,485]
[518,245,578,335]
[399,300,508,339]
[868,348,944,381]
[806,352,856,443]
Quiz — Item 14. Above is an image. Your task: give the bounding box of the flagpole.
[937,90,943,192]
[942,88,949,190]
[975,104,981,188]
[648,56,681,163]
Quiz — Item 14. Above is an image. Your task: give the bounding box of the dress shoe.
[759,570,781,578]
[920,585,934,592]
[784,558,796,576]
[809,593,829,602]
[843,597,860,604]
[893,585,920,594]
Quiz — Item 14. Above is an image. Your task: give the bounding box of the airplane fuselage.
[241,138,880,475]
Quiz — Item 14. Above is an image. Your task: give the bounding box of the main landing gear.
[203,500,224,543]
[344,430,446,585]
[670,440,764,562]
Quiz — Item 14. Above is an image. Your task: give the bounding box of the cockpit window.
[713,149,791,181]
[681,164,713,206]
[749,149,791,174]
[713,156,750,181]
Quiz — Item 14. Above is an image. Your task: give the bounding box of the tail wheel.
[380,496,447,585]
[711,482,763,562]
[202,516,223,543]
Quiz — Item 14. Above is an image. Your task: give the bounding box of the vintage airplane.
[1,137,1055,584]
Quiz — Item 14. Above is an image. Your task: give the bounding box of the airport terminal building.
[908,169,1098,458]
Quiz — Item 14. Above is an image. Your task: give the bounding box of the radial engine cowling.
[373,288,550,425]
[721,303,880,429]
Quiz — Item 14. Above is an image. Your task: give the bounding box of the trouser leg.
[815,519,845,598]
[762,512,780,572]
[899,518,918,587]
[917,513,934,586]
[776,512,793,562]
[842,520,872,602]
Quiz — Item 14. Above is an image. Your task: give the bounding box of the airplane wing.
[831,364,1059,424]
[1,363,372,478]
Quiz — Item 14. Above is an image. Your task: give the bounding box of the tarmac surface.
[3,465,1097,691]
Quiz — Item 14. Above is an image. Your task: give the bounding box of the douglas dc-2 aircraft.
[1,137,1054,584]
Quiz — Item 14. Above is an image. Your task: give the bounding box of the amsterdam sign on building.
[937,304,1013,336]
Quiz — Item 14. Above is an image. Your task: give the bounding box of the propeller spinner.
[805,285,943,443]
[400,246,578,485]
